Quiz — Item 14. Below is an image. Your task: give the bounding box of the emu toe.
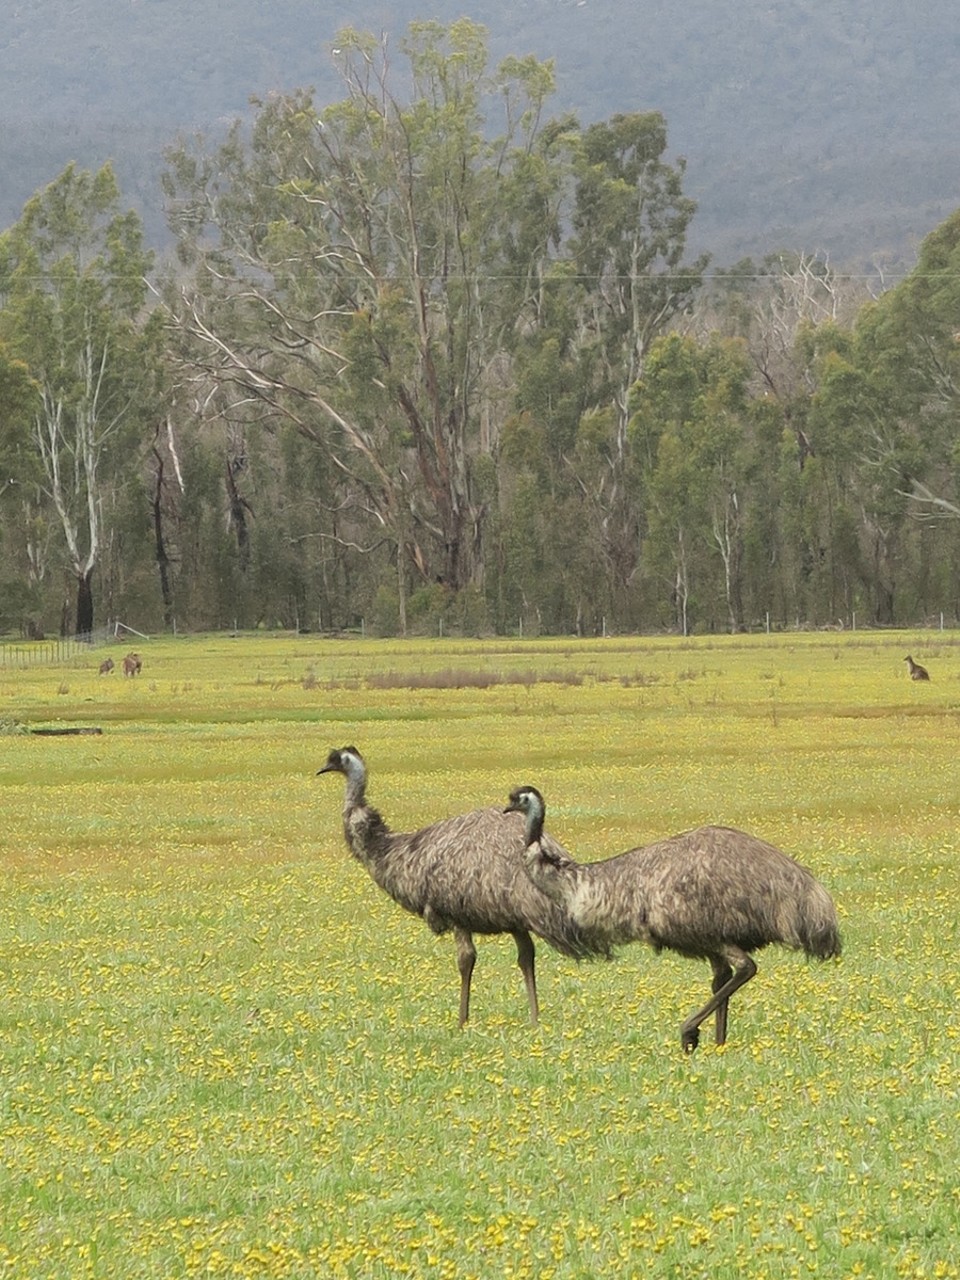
[681,1026,700,1053]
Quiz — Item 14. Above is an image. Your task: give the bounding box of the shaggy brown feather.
[318,748,605,1028]
[506,785,841,1052]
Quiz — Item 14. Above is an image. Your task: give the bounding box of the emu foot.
[681,1026,700,1053]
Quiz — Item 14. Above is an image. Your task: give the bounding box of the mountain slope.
[1,0,956,265]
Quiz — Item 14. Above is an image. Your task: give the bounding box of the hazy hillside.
[2,0,957,266]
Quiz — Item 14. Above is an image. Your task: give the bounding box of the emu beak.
[317,762,335,775]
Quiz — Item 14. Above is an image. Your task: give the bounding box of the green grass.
[1,631,959,1277]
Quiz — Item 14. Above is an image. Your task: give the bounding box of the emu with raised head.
[317,748,600,1027]
[505,785,841,1052]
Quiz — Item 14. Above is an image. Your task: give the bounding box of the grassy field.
[1,630,959,1278]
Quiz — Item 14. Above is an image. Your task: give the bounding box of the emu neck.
[340,763,367,812]
[339,787,430,923]
[337,758,390,863]
[524,841,584,909]
[342,789,392,865]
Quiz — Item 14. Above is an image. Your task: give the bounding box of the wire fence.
[0,628,114,670]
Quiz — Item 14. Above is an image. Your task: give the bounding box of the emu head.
[504,785,546,837]
[504,784,571,901]
[317,745,366,786]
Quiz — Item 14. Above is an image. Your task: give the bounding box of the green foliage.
[0,163,161,634]
[367,585,398,637]
[406,583,451,633]
[627,335,758,631]
[0,343,38,490]
[162,21,704,621]
[798,215,960,622]
[6,27,960,637]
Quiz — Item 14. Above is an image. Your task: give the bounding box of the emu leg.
[710,957,734,1045]
[680,951,757,1053]
[455,928,477,1028]
[512,930,539,1024]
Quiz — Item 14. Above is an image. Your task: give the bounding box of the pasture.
[1,630,959,1277]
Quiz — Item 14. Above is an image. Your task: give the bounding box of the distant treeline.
[2,22,959,640]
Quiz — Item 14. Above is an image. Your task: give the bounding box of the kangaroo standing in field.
[904,655,930,681]
[122,653,142,677]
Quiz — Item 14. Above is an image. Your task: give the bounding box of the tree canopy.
[1,23,960,639]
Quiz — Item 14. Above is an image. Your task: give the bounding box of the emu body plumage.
[505,785,841,1052]
[317,748,599,1027]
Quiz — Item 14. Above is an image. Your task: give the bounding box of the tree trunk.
[152,449,175,628]
[75,568,94,638]
[715,511,745,633]
[674,530,690,636]
[225,456,251,574]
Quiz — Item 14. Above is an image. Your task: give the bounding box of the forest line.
[1,21,958,640]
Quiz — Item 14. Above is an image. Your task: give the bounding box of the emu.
[122,653,142,677]
[317,747,600,1027]
[504,785,841,1052]
[904,655,930,681]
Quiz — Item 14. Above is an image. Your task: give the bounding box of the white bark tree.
[1,163,157,635]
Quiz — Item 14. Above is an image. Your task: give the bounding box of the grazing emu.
[504,785,841,1052]
[904,655,930,681]
[122,653,142,677]
[317,747,601,1027]
[98,658,115,675]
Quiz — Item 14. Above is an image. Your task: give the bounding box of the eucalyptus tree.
[570,113,706,437]
[692,252,894,624]
[854,210,960,524]
[0,344,36,501]
[163,21,569,628]
[0,343,41,631]
[495,402,600,634]
[0,163,160,636]
[505,111,707,624]
[629,333,761,633]
[802,211,960,621]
